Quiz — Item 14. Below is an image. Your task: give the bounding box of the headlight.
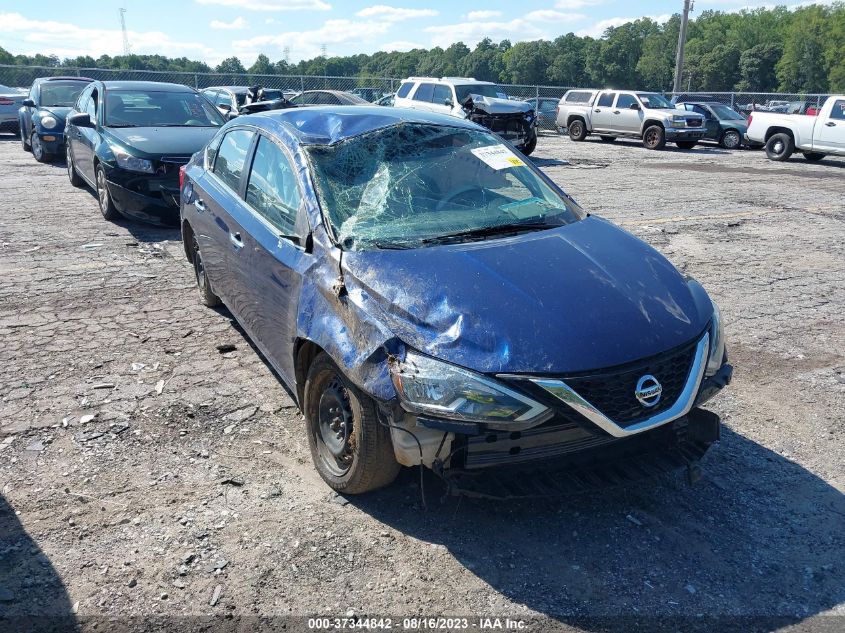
[112,148,153,174]
[40,114,58,129]
[706,303,725,377]
[671,116,687,127]
[390,351,551,429]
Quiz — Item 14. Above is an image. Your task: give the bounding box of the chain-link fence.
[1,64,832,118]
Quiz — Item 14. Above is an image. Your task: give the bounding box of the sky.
[0,0,831,67]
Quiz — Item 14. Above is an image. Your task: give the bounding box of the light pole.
[672,0,693,94]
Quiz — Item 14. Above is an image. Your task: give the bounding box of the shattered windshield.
[306,124,585,251]
[454,84,507,102]
[637,93,674,109]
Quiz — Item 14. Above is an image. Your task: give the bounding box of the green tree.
[248,54,274,75]
[776,5,830,93]
[735,43,781,91]
[216,57,246,75]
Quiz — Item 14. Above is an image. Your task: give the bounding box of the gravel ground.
[1,131,843,633]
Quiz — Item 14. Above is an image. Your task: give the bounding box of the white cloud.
[0,12,221,64]
[356,5,438,21]
[195,0,330,11]
[525,10,585,22]
[465,10,502,20]
[425,14,584,49]
[555,0,606,8]
[577,13,671,37]
[380,40,424,52]
[210,17,248,30]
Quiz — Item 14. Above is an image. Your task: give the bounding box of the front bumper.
[664,127,705,140]
[103,166,181,225]
[34,131,65,153]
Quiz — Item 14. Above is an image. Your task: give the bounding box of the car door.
[239,134,311,384]
[192,127,257,312]
[689,104,719,140]
[75,87,101,182]
[591,92,616,131]
[814,99,845,152]
[613,93,642,133]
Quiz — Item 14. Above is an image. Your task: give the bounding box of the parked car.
[393,77,538,155]
[0,84,26,136]
[18,76,93,162]
[289,90,369,106]
[746,95,845,162]
[374,93,395,107]
[180,106,731,494]
[675,101,749,149]
[351,87,387,102]
[65,80,226,224]
[557,89,706,149]
[524,97,560,131]
[201,85,292,119]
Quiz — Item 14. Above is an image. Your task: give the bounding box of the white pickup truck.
[556,89,706,150]
[745,95,845,162]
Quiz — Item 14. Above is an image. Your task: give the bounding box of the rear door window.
[246,136,301,234]
[396,82,414,98]
[413,83,435,102]
[213,129,255,193]
[597,92,615,107]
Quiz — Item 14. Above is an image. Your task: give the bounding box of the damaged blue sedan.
[180,107,733,496]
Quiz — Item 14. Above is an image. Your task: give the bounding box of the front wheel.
[304,353,400,494]
[720,129,741,149]
[803,152,825,162]
[31,131,52,163]
[568,119,587,142]
[642,125,666,150]
[95,165,120,221]
[764,133,794,161]
[520,136,537,156]
[676,140,697,149]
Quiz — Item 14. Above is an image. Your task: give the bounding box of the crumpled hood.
[343,216,713,374]
[466,94,532,115]
[104,126,219,157]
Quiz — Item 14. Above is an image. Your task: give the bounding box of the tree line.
[1,3,842,93]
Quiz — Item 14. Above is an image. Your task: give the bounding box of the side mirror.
[218,103,232,112]
[67,112,93,128]
[444,98,453,107]
[22,98,35,107]
[629,102,641,110]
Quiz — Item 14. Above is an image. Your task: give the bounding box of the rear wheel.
[304,353,400,494]
[642,125,666,150]
[95,165,120,221]
[31,131,52,163]
[599,135,616,143]
[191,235,221,307]
[66,145,83,187]
[764,133,794,161]
[720,129,741,149]
[803,152,825,162]
[568,119,587,142]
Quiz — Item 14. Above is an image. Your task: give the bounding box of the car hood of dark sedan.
[104,126,220,157]
[343,216,713,375]
[38,106,74,121]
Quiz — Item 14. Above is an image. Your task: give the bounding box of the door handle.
[229,232,244,249]
[613,110,620,114]
[194,198,206,212]
[594,109,601,112]
[825,121,836,127]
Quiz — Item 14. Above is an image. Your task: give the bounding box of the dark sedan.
[65,80,225,225]
[289,90,368,106]
[19,76,93,162]
[180,107,730,495]
[524,97,560,131]
[677,101,749,149]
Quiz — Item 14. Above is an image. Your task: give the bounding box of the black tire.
[95,164,120,221]
[190,235,221,307]
[676,140,697,149]
[642,125,666,150]
[568,119,587,142]
[803,152,825,162]
[520,136,537,156]
[720,129,742,149]
[20,125,30,152]
[764,133,794,161]
[66,145,83,188]
[31,131,52,163]
[599,135,616,143]
[304,353,400,494]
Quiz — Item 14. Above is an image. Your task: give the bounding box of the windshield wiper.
[106,124,137,128]
[422,220,558,245]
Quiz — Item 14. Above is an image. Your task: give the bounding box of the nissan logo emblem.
[635,374,662,408]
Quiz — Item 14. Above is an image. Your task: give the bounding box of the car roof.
[35,76,94,84]
[239,105,483,146]
[203,86,250,94]
[99,81,197,92]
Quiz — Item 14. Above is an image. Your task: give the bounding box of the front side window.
[246,136,301,234]
[637,93,673,109]
[306,124,585,251]
[84,90,98,120]
[453,84,505,102]
[413,83,435,102]
[104,90,225,128]
[213,129,255,193]
[433,85,452,104]
[615,94,637,109]
[396,82,414,98]
[597,92,615,107]
[40,81,88,107]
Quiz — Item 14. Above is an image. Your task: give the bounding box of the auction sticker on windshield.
[471,145,526,170]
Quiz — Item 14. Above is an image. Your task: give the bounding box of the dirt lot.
[1,131,843,632]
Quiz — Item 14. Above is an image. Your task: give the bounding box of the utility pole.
[672,0,693,93]
[119,8,131,56]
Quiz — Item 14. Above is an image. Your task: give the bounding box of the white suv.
[393,77,538,154]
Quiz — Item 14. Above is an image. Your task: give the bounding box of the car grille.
[156,156,191,177]
[556,338,699,428]
[686,118,702,127]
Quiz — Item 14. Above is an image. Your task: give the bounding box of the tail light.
[0,98,14,106]
[179,165,186,189]
[747,114,753,126]
[555,105,559,118]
